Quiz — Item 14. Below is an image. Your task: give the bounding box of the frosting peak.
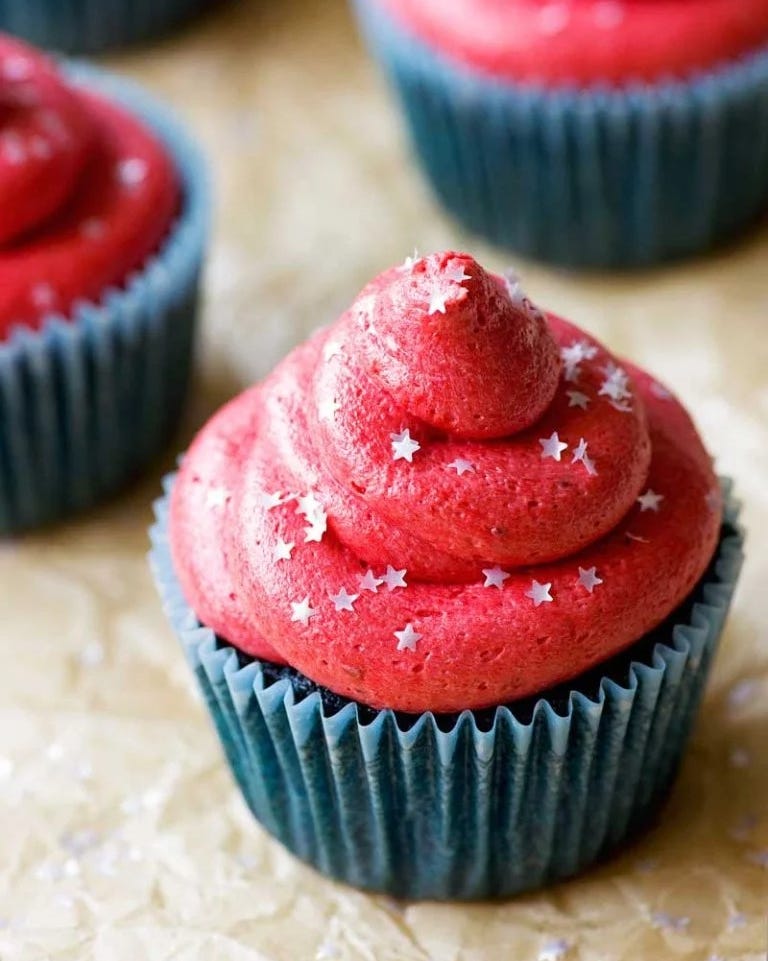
[360,251,560,439]
[170,252,721,713]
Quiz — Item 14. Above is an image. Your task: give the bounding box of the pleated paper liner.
[150,477,744,900]
[0,63,209,536]
[0,0,216,54]
[353,0,768,268]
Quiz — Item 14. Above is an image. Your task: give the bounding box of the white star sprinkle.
[391,428,421,463]
[526,580,553,606]
[395,623,422,652]
[330,587,359,613]
[444,263,471,285]
[399,248,420,271]
[571,438,597,475]
[637,489,664,512]
[274,539,295,562]
[482,566,510,589]
[117,157,148,188]
[31,282,56,309]
[318,396,340,422]
[566,390,590,410]
[428,289,450,315]
[358,569,384,593]
[381,565,407,591]
[304,512,328,543]
[561,340,598,367]
[260,490,284,510]
[290,596,317,627]
[447,458,475,476]
[578,567,603,593]
[539,431,568,462]
[599,367,632,403]
[205,486,230,509]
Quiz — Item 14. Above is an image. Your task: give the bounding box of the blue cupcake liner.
[0,64,209,536]
[354,0,768,268]
[0,0,217,54]
[149,475,744,900]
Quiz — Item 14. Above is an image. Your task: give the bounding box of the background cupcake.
[0,34,208,534]
[0,0,218,54]
[151,252,744,899]
[353,0,768,267]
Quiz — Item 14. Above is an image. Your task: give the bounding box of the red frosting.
[170,252,722,713]
[0,34,179,340]
[377,0,768,86]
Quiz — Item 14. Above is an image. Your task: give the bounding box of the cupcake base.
[0,0,217,54]
[0,64,208,536]
[150,479,743,900]
[354,0,768,268]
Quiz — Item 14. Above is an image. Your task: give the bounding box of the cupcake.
[150,252,743,899]
[353,0,768,268]
[0,34,208,535]
[0,0,215,54]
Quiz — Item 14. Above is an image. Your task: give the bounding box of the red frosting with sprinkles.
[170,251,722,713]
[0,34,179,340]
[376,0,768,87]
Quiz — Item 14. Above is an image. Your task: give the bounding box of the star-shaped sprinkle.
[274,539,295,562]
[399,248,420,272]
[391,428,421,463]
[260,490,284,510]
[599,367,632,403]
[539,431,568,462]
[381,565,407,591]
[561,340,598,368]
[117,157,148,188]
[290,596,317,627]
[526,580,553,606]
[330,587,359,613]
[297,491,323,518]
[395,623,422,652]
[637,489,664,512]
[447,458,475,476]
[482,566,510,589]
[571,438,597,475]
[358,569,384,593]
[444,262,471,285]
[304,512,328,543]
[428,289,450,316]
[566,390,590,410]
[318,396,340,422]
[578,566,603,593]
[205,486,230,509]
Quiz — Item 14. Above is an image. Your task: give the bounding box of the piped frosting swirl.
[0,34,179,338]
[171,252,721,713]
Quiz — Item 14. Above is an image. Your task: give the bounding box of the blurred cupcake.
[0,0,216,54]
[0,34,208,534]
[353,0,768,267]
[151,252,743,899]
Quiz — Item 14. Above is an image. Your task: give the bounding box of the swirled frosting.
[377,0,768,86]
[0,34,179,339]
[171,251,722,713]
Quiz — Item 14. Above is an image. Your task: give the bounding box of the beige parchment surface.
[1,1,767,958]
